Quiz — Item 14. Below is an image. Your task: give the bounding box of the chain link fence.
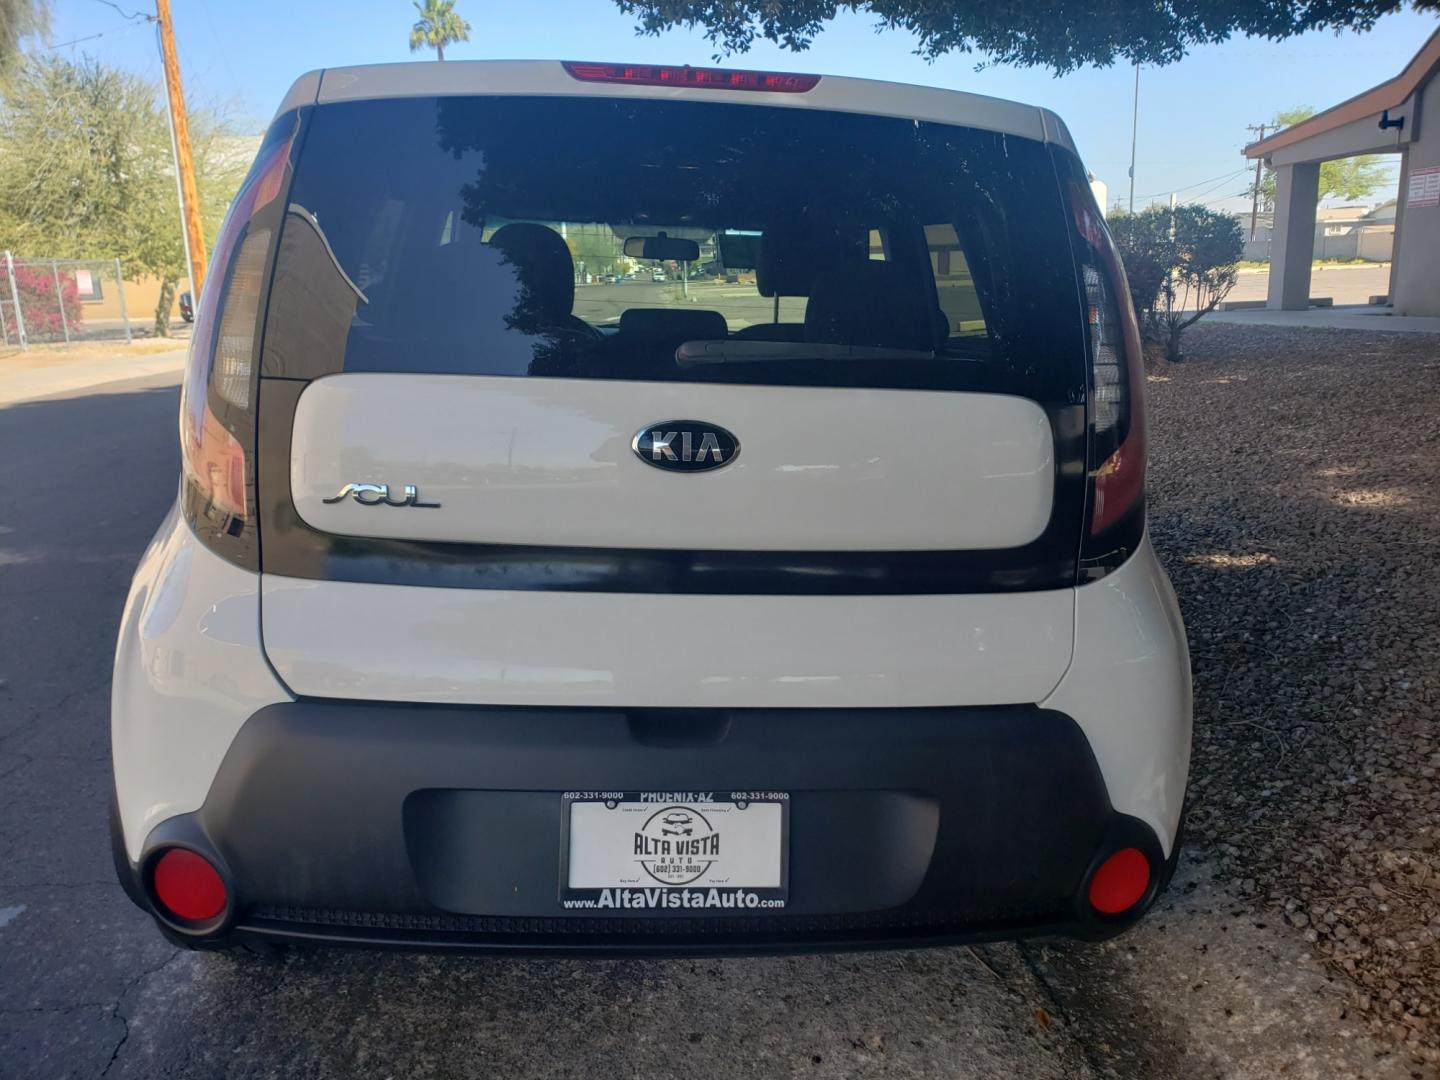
[0,253,134,349]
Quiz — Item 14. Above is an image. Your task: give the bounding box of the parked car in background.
[111,58,1190,957]
[178,291,193,323]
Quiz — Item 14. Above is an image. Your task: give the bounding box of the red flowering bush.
[0,264,84,342]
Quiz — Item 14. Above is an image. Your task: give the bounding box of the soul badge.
[633,806,720,885]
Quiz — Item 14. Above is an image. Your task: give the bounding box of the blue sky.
[42,0,1440,212]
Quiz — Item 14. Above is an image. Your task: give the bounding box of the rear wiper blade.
[675,340,937,366]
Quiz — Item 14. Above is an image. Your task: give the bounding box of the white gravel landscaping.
[1147,323,1440,1065]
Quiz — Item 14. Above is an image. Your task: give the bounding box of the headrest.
[381,240,496,336]
[756,221,867,298]
[487,223,576,327]
[804,262,938,352]
[617,307,729,344]
[731,321,808,342]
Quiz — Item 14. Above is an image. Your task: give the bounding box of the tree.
[564,223,625,279]
[1110,205,1242,362]
[1253,107,1392,210]
[1108,211,1170,329]
[613,0,1438,73]
[0,0,46,74]
[408,0,470,61]
[0,55,246,335]
[126,106,245,335]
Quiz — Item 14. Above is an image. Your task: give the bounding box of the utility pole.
[155,0,207,299]
[1246,123,1269,241]
[1128,62,1140,213]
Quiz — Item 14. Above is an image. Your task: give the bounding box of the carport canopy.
[1243,28,1440,316]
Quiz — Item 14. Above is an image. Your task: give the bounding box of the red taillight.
[1071,181,1147,542]
[1090,434,1146,537]
[180,396,247,518]
[1087,847,1151,915]
[151,848,228,922]
[563,61,820,93]
[180,123,294,530]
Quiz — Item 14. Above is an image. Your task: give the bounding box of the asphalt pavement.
[575,277,807,329]
[1227,263,1392,306]
[0,368,1423,1079]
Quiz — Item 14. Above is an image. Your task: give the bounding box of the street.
[1228,263,1391,306]
[575,278,808,329]
[0,365,1423,1080]
[586,269,1397,322]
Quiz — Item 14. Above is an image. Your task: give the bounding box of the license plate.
[560,792,789,912]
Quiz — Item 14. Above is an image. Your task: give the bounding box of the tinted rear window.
[268,95,1084,397]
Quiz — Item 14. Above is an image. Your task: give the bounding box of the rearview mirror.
[716,231,761,270]
[622,232,700,262]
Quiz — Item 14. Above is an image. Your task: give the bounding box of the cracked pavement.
[0,370,1430,1079]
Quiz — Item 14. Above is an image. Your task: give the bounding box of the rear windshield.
[268,95,1084,397]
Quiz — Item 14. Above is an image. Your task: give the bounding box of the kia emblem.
[631,420,740,473]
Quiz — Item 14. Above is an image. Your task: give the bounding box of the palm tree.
[408,0,470,62]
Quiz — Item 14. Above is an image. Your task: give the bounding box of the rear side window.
[267,96,1084,398]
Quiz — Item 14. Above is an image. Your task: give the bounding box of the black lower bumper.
[116,701,1176,954]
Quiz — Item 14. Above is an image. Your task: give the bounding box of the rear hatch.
[255,84,1089,706]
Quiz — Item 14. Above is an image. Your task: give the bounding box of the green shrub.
[1109,205,1242,362]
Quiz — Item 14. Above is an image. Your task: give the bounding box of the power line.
[1188,171,1253,203]
[88,0,156,22]
[42,19,151,50]
[48,0,155,51]
[1133,167,1249,204]
[44,29,114,49]
[1197,187,1252,206]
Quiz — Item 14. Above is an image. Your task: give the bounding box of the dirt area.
[0,335,189,364]
[1146,323,1440,1065]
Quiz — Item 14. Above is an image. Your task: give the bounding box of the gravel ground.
[1147,323,1440,1064]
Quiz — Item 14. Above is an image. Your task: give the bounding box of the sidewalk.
[1207,303,1440,334]
[0,342,188,406]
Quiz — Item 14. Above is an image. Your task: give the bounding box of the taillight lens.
[563,61,820,93]
[1070,178,1147,569]
[179,122,292,540]
[150,848,228,923]
[1082,255,1146,536]
[211,228,271,410]
[180,394,247,520]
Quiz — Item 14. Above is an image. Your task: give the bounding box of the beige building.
[1240,202,1396,262]
[85,275,183,323]
[1244,27,1440,315]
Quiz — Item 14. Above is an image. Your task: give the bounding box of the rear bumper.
[116,700,1178,954]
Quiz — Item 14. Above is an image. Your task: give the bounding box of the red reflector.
[563,61,819,93]
[151,849,227,922]
[1088,847,1151,915]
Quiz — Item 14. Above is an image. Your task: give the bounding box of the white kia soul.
[111,60,1192,953]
